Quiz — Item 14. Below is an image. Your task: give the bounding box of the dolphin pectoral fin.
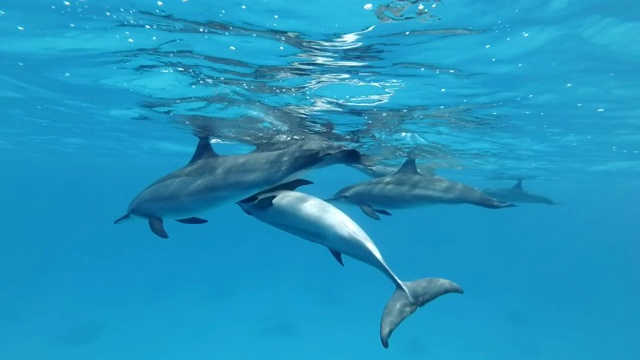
[148,217,169,239]
[487,201,517,209]
[328,249,344,266]
[176,217,208,224]
[380,278,463,349]
[114,213,131,224]
[360,205,381,220]
[475,196,517,209]
[374,209,392,216]
[272,179,314,192]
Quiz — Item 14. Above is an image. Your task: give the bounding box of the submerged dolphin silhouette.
[236,179,463,348]
[329,158,515,220]
[483,179,558,205]
[348,161,438,178]
[114,136,365,238]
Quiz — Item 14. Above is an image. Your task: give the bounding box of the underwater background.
[1,0,638,359]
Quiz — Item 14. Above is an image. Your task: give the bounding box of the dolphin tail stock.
[380,278,463,349]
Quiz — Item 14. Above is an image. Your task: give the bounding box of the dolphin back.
[380,278,463,348]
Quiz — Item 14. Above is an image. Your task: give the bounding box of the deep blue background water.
[1,0,639,359]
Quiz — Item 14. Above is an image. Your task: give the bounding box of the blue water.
[1,0,639,359]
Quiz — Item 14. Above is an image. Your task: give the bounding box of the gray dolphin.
[236,179,463,348]
[348,161,438,178]
[483,179,557,205]
[329,158,515,220]
[114,136,366,238]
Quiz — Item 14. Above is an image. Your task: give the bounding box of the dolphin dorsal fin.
[188,136,218,165]
[512,179,524,191]
[395,158,420,175]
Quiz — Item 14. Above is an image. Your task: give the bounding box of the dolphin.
[236,179,463,348]
[348,161,438,178]
[114,136,366,238]
[483,179,557,205]
[329,158,515,220]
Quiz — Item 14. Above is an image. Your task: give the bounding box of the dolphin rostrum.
[114,136,366,238]
[483,179,557,205]
[236,179,463,348]
[329,158,515,220]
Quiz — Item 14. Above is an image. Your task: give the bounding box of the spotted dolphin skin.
[236,179,463,348]
[114,136,366,238]
[329,158,515,220]
[483,179,557,205]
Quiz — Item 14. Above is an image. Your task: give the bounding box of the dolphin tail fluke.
[380,278,463,349]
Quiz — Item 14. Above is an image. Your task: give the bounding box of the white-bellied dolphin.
[329,158,515,220]
[483,179,557,205]
[114,136,367,238]
[236,179,463,348]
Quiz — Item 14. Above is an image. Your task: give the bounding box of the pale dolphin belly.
[260,192,399,283]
